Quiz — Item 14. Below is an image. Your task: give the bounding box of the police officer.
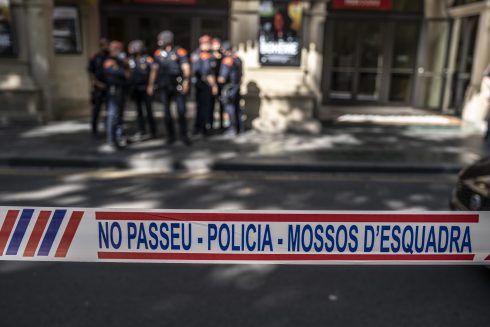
[87,38,109,136]
[148,30,191,146]
[211,37,225,130]
[128,40,157,139]
[218,41,242,135]
[191,35,218,136]
[102,41,129,150]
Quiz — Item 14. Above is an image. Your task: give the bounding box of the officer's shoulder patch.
[177,48,188,57]
[222,56,234,66]
[199,51,211,60]
[146,56,154,63]
[191,52,199,63]
[103,59,116,69]
[154,49,161,57]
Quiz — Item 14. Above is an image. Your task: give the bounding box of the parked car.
[450,157,490,210]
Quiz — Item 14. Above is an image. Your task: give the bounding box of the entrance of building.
[101,1,229,53]
[323,16,421,106]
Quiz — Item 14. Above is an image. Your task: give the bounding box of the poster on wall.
[53,6,82,54]
[332,0,392,10]
[0,0,15,56]
[259,0,303,66]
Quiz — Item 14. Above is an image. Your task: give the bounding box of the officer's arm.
[89,71,97,86]
[217,66,227,84]
[218,59,231,85]
[207,74,218,96]
[88,58,104,88]
[147,64,159,96]
[181,62,191,95]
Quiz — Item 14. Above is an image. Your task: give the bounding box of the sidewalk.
[1,117,488,174]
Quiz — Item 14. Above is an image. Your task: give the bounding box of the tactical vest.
[154,47,182,87]
[226,56,242,85]
[103,57,126,95]
[192,50,215,84]
[129,55,151,89]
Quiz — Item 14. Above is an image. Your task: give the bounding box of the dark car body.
[450,157,490,210]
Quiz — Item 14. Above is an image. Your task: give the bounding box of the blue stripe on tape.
[37,209,66,256]
[6,209,34,255]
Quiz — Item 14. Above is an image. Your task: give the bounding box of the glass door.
[325,17,420,105]
[329,21,357,100]
[389,21,419,103]
[329,20,384,101]
[356,22,384,101]
[413,19,451,109]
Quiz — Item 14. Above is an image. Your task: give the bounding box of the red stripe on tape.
[23,211,51,257]
[95,212,479,223]
[97,252,475,261]
[0,210,20,256]
[485,255,490,261]
[55,211,84,258]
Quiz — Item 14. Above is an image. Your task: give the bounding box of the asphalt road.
[0,168,489,327]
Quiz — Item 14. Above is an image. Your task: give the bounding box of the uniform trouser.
[106,93,124,145]
[133,88,156,136]
[91,88,106,134]
[209,85,224,129]
[222,85,241,133]
[194,83,213,134]
[159,88,187,139]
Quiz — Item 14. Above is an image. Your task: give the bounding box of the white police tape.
[0,206,489,264]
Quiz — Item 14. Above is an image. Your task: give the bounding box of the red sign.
[132,0,196,5]
[332,0,392,10]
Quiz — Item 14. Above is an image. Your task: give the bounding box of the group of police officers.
[88,30,242,150]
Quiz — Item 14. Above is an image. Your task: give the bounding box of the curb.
[0,155,463,174]
[0,156,129,169]
[212,160,463,174]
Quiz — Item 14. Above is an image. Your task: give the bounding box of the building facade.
[1,0,489,131]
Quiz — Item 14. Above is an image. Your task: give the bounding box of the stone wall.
[231,0,324,134]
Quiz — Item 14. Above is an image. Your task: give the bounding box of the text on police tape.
[1,208,489,264]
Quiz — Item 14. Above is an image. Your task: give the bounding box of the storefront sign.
[133,0,196,4]
[0,0,15,56]
[259,0,303,66]
[332,0,392,10]
[53,6,82,54]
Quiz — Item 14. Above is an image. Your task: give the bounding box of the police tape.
[0,206,489,264]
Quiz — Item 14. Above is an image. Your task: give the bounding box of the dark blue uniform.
[88,51,108,134]
[154,47,189,142]
[129,54,156,137]
[102,57,126,146]
[211,49,225,129]
[219,55,242,133]
[191,50,216,135]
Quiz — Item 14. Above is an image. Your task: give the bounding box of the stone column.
[304,0,326,116]
[459,1,490,132]
[0,0,40,123]
[469,2,490,91]
[23,0,55,121]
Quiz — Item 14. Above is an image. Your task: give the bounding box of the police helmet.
[158,30,174,47]
[128,40,144,55]
[199,35,211,45]
[109,41,124,53]
[222,41,232,52]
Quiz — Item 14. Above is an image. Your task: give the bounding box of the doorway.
[323,17,420,106]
